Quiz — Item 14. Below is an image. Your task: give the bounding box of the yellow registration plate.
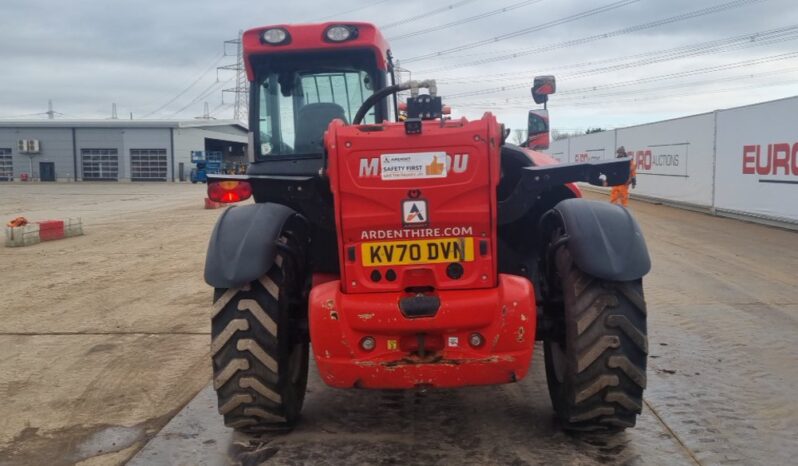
[361,237,475,266]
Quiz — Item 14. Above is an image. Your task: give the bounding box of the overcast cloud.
[1,0,797,133]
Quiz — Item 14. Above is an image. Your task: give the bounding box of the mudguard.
[204,203,298,289]
[548,198,650,281]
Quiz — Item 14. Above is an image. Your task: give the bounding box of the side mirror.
[531,75,556,105]
[527,109,550,150]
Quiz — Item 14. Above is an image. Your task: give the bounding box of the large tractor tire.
[544,241,648,431]
[210,234,309,433]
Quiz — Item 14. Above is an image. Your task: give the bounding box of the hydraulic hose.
[352,80,436,125]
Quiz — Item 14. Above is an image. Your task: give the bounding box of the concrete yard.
[0,183,219,466]
[0,183,796,465]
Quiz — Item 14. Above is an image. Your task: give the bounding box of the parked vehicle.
[203,22,650,434]
[190,151,222,183]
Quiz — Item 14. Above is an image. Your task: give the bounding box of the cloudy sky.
[2,0,797,134]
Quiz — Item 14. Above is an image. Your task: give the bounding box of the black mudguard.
[547,198,651,281]
[204,203,298,289]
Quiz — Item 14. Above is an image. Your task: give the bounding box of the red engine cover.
[325,114,502,293]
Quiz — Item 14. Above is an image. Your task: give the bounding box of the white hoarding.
[569,131,616,163]
[714,96,798,223]
[629,143,689,176]
[617,112,715,207]
[546,139,568,163]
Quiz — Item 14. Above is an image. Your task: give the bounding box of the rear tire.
[210,235,308,433]
[544,242,647,431]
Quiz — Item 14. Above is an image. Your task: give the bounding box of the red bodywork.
[309,114,537,389]
[310,274,535,389]
[242,22,390,79]
[238,22,578,390]
[326,115,502,294]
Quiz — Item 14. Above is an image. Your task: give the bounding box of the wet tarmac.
[3,184,795,465]
[129,359,697,466]
[128,194,798,465]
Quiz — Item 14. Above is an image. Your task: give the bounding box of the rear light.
[208,180,252,203]
[261,28,290,45]
[324,25,358,42]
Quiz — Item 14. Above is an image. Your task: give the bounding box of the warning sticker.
[402,199,428,226]
[381,152,447,180]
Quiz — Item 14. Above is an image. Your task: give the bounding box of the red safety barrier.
[5,217,83,247]
[37,220,66,241]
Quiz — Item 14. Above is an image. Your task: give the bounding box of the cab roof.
[242,22,390,80]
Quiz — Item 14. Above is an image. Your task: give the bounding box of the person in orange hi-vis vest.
[609,146,636,207]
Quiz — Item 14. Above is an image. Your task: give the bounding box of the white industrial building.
[0,120,248,182]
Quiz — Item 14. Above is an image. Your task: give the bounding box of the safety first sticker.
[381,152,447,180]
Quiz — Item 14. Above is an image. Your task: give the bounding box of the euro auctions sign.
[625,144,688,177]
[715,96,798,223]
[741,143,798,179]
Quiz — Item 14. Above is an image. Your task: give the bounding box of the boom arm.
[498,158,631,224]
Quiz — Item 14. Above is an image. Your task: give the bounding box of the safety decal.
[447,336,459,348]
[380,152,448,180]
[387,339,398,350]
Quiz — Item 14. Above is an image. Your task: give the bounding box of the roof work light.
[261,28,290,45]
[325,25,357,42]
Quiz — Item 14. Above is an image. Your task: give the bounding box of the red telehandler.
[204,22,650,433]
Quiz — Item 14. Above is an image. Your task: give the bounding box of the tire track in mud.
[645,303,798,465]
[131,356,698,466]
[625,193,798,466]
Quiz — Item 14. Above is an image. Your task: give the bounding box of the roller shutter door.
[0,149,12,181]
[82,149,119,181]
[130,149,167,181]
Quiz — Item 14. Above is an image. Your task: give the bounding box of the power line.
[415,0,767,72]
[403,0,639,63]
[435,24,798,85]
[456,71,798,110]
[314,0,392,21]
[560,58,798,96]
[0,112,48,119]
[441,26,798,101]
[389,0,545,41]
[210,102,233,117]
[561,75,798,108]
[168,76,233,117]
[380,0,478,30]
[143,53,226,118]
[449,53,798,106]
[555,68,798,105]
[454,61,798,107]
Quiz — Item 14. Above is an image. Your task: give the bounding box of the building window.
[130,149,167,181]
[81,149,119,181]
[0,149,12,181]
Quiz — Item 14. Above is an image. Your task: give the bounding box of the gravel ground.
[1,183,796,465]
[0,183,222,466]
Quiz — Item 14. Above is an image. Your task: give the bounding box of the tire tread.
[210,236,308,434]
[545,244,648,431]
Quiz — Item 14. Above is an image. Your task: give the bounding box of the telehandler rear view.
[204,22,650,433]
